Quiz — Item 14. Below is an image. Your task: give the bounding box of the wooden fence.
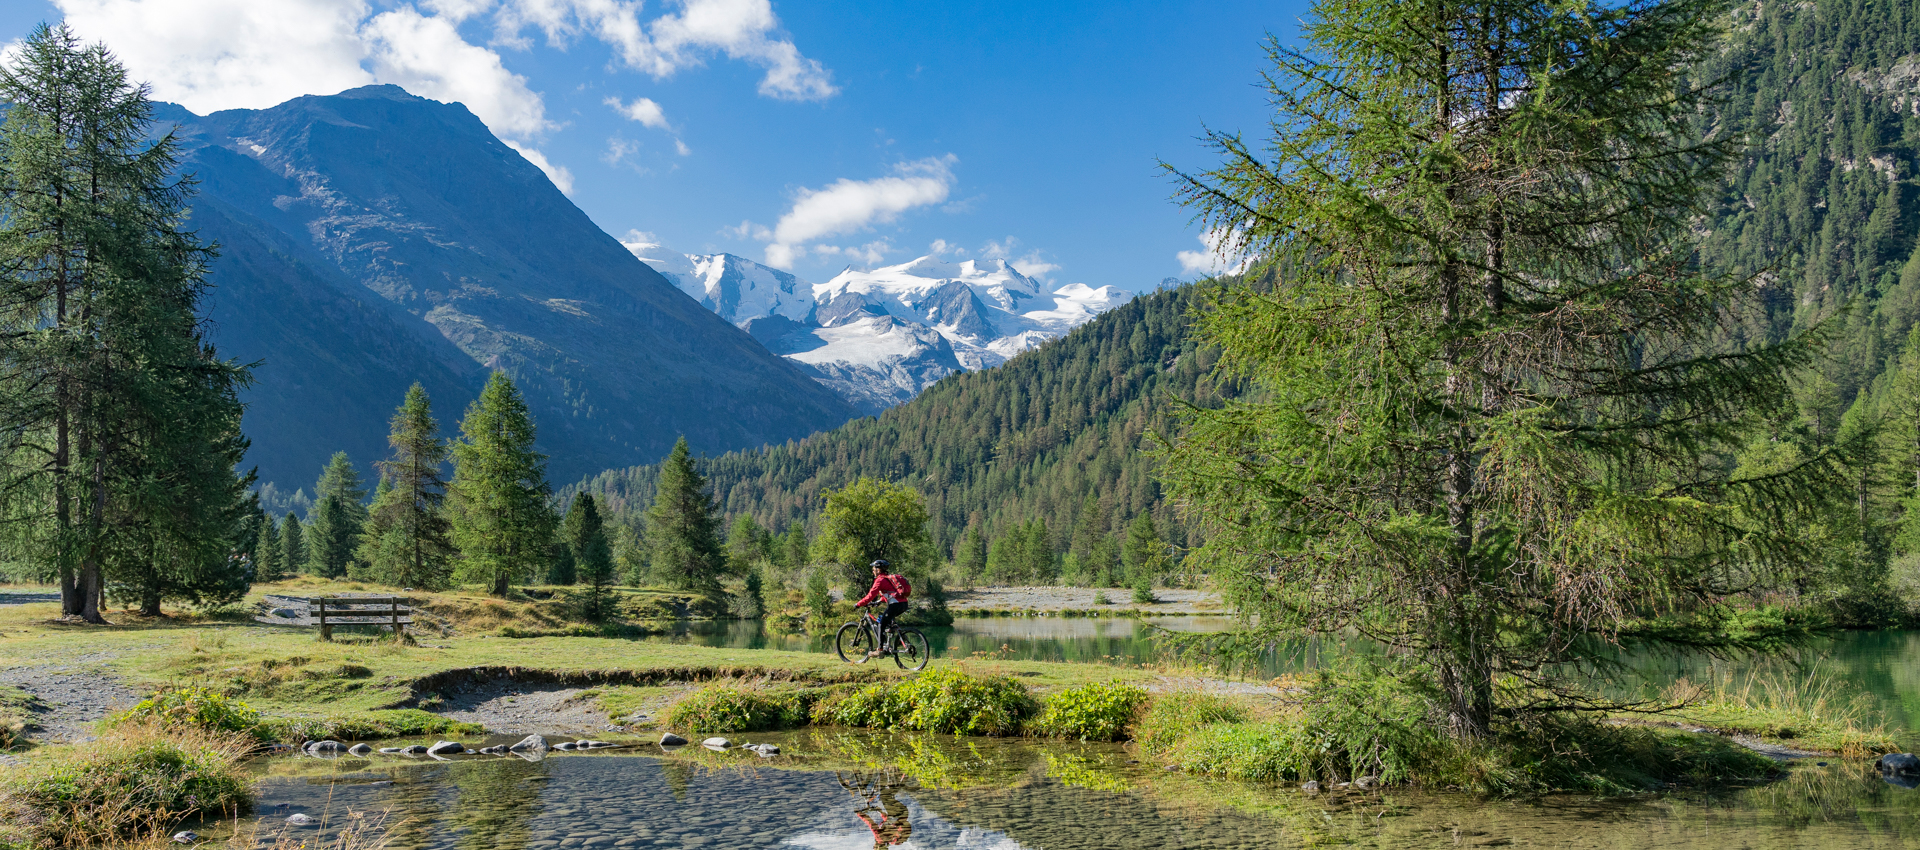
[254,594,412,641]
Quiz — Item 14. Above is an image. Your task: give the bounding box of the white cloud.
[674,138,691,156]
[492,0,835,101]
[620,228,666,254]
[603,136,641,165]
[1177,227,1253,276]
[56,0,378,112]
[928,238,965,257]
[982,236,1059,282]
[763,155,956,268]
[604,95,668,129]
[504,140,574,194]
[364,8,552,139]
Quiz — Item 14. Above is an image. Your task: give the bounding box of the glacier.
[626,240,1133,413]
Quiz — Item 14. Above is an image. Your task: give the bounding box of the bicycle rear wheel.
[892,628,930,671]
[835,621,874,664]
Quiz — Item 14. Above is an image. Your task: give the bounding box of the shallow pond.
[244,731,1920,850]
[647,618,1920,735]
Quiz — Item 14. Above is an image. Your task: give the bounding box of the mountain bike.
[836,606,930,671]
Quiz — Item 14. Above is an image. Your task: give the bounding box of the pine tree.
[307,452,368,578]
[954,524,987,581]
[778,524,809,571]
[1121,513,1166,585]
[256,514,284,583]
[645,437,725,596]
[727,514,768,573]
[563,493,615,620]
[0,24,252,620]
[449,372,555,597]
[363,384,454,590]
[281,512,308,575]
[1161,0,1841,738]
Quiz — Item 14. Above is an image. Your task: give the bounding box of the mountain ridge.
[170,85,860,489]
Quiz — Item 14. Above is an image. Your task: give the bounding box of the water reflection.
[241,730,1920,850]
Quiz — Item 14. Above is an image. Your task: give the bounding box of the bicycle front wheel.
[892,628,930,671]
[835,621,874,664]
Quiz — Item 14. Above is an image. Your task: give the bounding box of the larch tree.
[255,513,284,583]
[645,436,725,597]
[1161,0,1839,738]
[362,384,454,590]
[0,24,252,620]
[449,372,554,597]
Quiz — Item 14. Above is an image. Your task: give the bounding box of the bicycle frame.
[859,608,892,649]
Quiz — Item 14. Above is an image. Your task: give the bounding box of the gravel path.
[0,662,142,743]
[437,681,655,736]
[946,585,1223,614]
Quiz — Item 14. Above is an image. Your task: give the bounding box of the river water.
[225,620,1920,848]
[248,729,1920,850]
[645,617,1920,736]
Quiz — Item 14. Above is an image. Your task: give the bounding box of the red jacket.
[856,573,912,607]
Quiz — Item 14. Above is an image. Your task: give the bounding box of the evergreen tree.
[645,437,725,596]
[546,539,576,585]
[778,523,809,571]
[449,372,555,597]
[1121,513,1167,585]
[813,477,934,589]
[954,524,987,581]
[281,512,308,575]
[307,452,368,578]
[727,514,769,573]
[363,384,454,590]
[562,492,615,620]
[0,24,253,620]
[256,514,284,583]
[1161,0,1841,738]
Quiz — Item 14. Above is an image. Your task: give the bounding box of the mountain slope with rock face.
[629,245,1133,413]
[168,85,858,488]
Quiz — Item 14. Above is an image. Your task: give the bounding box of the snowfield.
[628,240,1134,413]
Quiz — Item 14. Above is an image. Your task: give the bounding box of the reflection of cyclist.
[853,559,911,659]
[840,771,913,848]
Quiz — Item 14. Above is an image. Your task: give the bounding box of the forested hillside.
[1701,0,1920,397]
[571,281,1235,560]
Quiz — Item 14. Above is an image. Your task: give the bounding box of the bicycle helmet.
[869,559,891,572]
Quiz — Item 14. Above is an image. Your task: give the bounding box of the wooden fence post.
[391,599,403,642]
[317,598,332,642]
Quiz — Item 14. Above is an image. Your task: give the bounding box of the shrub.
[1130,573,1155,604]
[108,688,260,736]
[1032,681,1149,742]
[813,667,1036,736]
[0,724,253,848]
[667,685,811,733]
[1133,692,1247,755]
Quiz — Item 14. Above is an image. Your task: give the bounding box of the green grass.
[0,724,254,849]
[1612,668,1904,757]
[0,685,39,751]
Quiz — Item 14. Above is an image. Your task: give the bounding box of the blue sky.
[4,1,1314,291]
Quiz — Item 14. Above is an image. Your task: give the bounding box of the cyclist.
[853,559,911,658]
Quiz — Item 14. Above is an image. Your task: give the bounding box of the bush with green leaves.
[667,685,812,733]
[108,688,260,736]
[813,667,1036,736]
[1032,681,1148,742]
[258,709,484,744]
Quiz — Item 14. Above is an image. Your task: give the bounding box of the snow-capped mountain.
[627,242,1133,413]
